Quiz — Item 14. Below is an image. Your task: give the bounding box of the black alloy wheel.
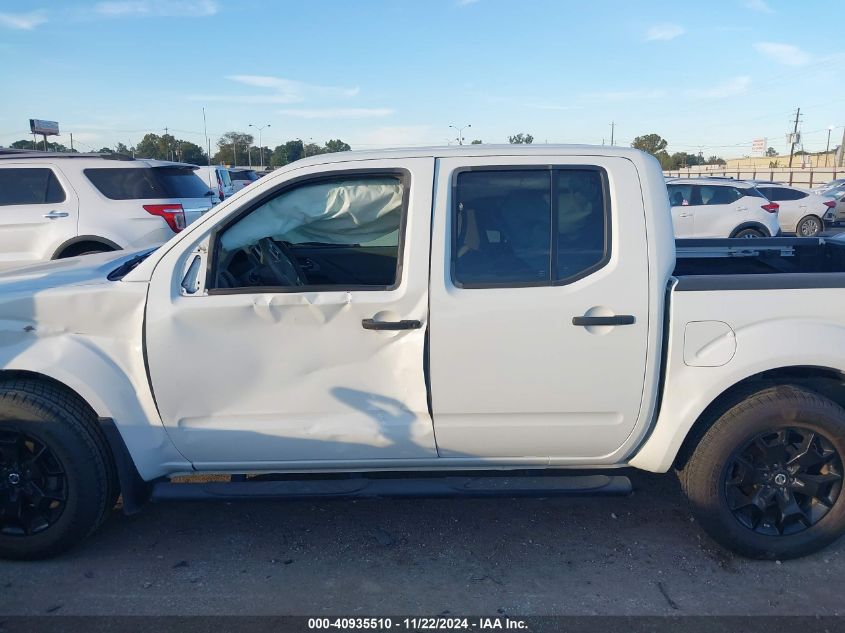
[0,427,68,536]
[724,426,843,536]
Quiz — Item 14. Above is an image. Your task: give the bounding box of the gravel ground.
[0,470,841,616]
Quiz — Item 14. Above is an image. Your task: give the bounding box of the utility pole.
[610,122,615,146]
[202,108,211,166]
[69,133,73,152]
[826,126,834,167]
[788,108,801,168]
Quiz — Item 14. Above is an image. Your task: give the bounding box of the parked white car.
[195,165,235,200]
[0,150,216,269]
[666,178,780,238]
[752,182,836,236]
[228,168,260,193]
[4,145,845,563]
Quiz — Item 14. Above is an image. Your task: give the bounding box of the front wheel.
[0,380,116,559]
[679,385,845,559]
[796,215,823,237]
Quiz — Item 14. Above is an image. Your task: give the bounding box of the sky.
[1,0,844,159]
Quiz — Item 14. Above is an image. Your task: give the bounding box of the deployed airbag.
[221,177,404,251]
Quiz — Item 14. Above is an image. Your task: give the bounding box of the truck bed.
[673,237,845,290]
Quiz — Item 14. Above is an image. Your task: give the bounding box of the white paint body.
[0,156,214,268]
[754,184,835,235]
[666,178,780,238]
[0,145,841,482]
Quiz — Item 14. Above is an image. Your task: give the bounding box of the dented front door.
[143,158,436,468]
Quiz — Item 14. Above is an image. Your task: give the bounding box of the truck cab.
[2,146,845,561]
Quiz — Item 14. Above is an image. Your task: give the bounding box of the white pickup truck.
[2,145,845,561]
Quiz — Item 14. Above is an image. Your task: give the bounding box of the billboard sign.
[751,138,767,155]
[29,119,59,136]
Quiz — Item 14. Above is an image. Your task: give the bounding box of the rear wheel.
[0,379,116,560]
[680,385,845,559]
[732,228,765,238]
[796,215,823,237]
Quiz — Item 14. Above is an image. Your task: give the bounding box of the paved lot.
[0,470,841,616]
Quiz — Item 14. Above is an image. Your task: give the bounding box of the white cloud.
[753,41,812,66]
[645,23,685,41]
[278,108,394,119]
[190,75,361,105]
[582,89,666,102]
[686,76,750,99]
[522,101,581,111]
[0,10,47,30]
[744,0,774,13]
[95,0,218,17]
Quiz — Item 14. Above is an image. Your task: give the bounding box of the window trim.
[0,167,67,206]
[449,164,612,290]
[206,167,411,296]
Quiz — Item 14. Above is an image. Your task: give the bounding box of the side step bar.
[151,474,632,502]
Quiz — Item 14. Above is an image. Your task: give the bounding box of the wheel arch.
[729,222,772,238]
[52,236,121,260]
[630,364,845,473]
[671,365,845,471]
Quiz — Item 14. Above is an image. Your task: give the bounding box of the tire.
[679,385,845,560]
[0,379,116,560]
[796,215,823,237]
[732,228,765,238]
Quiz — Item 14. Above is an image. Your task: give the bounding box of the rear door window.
[699,185,740,205]
[769,187,807,201]
[453,167,609,288]
[85,167,211,200]
[0,168,66,205]
[667,184,693,206]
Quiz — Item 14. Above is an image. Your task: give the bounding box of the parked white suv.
[195,165,235,200]
[0,151,216,269]
[666,178,780,238]
[228,168,260,193]
[752,181,836,236]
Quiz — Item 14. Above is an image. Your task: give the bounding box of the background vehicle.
[228,168,260,193]
[814,179,845,196]
[0,150,214,269]
[752,181,836,236]
[196,165,234,200]
[666,178,780,238]
[4,145,845,563]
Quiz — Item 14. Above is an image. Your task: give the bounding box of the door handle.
[43,210,69,219]
[572,315,635,326]
[361,318,422,331]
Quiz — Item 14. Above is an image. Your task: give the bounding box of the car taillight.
[824,200,837,209]
[761,202,779,213]
[143,204,186,232]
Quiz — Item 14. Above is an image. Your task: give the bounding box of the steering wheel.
[257,237,306,287]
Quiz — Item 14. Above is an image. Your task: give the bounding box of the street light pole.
[826,126,834,167]
[249,123,271,169]
[449,124,471,145]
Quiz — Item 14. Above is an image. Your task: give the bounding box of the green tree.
[470,139,483,144]
[631,133,668,156]
[508,133,534,144]
[213,131,255,165]
[707,155,726,165]
[765,147,777,157]
[324,139,351,153]
[173,140,206,164]
[10,139,74,152]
